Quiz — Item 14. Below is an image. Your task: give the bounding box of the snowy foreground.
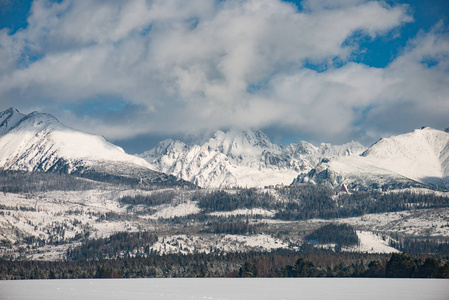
[1,278,448,300]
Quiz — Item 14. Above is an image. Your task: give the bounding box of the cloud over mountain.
[0,0,448,149]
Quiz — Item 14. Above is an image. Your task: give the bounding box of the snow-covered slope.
[0,108,186,186]
[361,127,449,186]
[141,129,365,188]
[294,127,449,190]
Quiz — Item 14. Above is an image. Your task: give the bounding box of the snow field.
[343,231,400,254]
[1,278,448,300]
[146,202,201,219]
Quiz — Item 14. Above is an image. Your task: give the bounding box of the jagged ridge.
[140,128,366,188]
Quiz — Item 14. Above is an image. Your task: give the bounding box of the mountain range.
[1,107,448,191]
[139,129,365,188]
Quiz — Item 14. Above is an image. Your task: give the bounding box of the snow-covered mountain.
[0,108,186,186]
[140,128,366,188]
[293,127,449,191]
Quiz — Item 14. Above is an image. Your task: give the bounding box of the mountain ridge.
[293,127,449,191]
[2,107,447,191]
[140,128,366,188]
[0,108,192,188]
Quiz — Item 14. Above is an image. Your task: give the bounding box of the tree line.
[194,189,276,212]
[388,237,449,255]
[66,232,158,260]
[1,250,448,279]
[274,253,449,278]
[207,220,259,235]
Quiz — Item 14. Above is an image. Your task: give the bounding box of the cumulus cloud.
[0,0,447,148]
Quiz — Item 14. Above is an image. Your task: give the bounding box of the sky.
[0,0,448,153]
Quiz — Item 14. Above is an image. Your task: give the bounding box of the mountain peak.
[1,108,63,134]
[206,128,278,158]
[140,139,189,161]
[0,107,26,136]
[0,108,155,174]
[3,107,20,114]
[23,111,61,125]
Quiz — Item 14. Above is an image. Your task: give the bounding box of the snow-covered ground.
[149,233,289,255]
[312,230,399,254]
[210,208,275,217]
[337,209,449,237]
[146,202,201,219]
[344,231,400,254]
[1,278,448,300]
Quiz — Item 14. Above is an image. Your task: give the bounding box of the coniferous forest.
[1,250,448,279]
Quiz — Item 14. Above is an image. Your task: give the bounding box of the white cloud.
[0,0,447,147]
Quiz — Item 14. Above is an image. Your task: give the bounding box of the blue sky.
[0,0,448,153]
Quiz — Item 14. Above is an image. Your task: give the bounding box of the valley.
[1,174,448,261]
